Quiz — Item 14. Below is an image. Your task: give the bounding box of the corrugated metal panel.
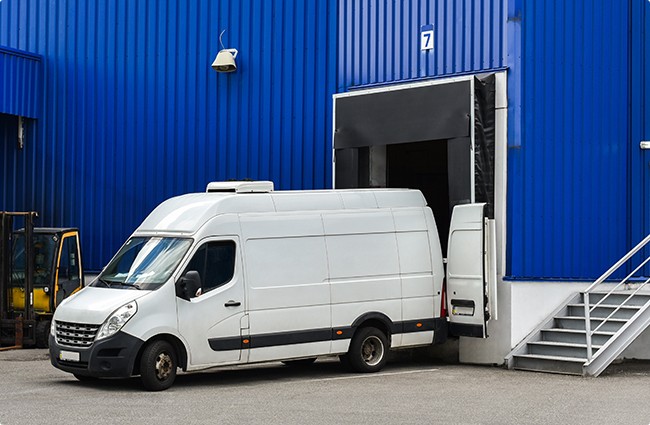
[0,46,42,118]
[0,0,337,270]
[337,0,505,89]
[507,0,631,279]
[630,0,650,269]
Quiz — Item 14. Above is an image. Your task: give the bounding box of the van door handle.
[224,300,241,307]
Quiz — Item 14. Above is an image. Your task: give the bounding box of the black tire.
[282,358,317,367]
[73,374,97,382]
[346,327,388,373]
[139,340,177,391]
[35,320,51,349]
[338,354,351,371]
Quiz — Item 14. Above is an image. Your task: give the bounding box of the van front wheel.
[347,327,388,373]
[140,340,177,391]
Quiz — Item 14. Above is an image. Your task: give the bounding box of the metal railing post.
[584,292,592,361]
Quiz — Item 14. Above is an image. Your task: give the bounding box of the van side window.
[184,241,236,294]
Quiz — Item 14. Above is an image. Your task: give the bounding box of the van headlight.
[50,320,57,342]
[96,301,138,341]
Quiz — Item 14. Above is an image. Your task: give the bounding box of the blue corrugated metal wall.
[1,0,646,280]
[0,0,337,271]
[0,46,42,118]
[337,0,505,90]
[630,0,650,268]
[507,0,633,279]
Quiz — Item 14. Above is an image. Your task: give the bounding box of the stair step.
[555,316,627,332]
[540,328,615,345]
[512,354,584,375]
[585,293,650,306]
[567,304,640,319]
[514,353,586,362]
[527,340,601,357]
[568,303,640,310]
[529,340,602,349]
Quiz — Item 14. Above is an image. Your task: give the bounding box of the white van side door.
[446,203,496,338]
[176,237,245,367]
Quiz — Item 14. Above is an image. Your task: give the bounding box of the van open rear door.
[446,203,496,338]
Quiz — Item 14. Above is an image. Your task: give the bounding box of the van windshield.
[94,237,192,291]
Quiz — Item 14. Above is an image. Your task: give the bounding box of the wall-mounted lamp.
[212,30,238,73]
[18,116,25,149]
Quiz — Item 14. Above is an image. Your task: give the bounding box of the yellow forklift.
[0,212,84,349]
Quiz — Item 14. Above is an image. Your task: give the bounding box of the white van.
[49,181,496,391]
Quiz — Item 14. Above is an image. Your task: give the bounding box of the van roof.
[137,188,427,234]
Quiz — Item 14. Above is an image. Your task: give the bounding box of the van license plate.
[59,350,80,362]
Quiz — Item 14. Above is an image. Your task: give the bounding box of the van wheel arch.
[351,313,393,346]
[133,334,188,376]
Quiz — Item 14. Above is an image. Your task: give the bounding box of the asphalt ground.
[1,349,650,425]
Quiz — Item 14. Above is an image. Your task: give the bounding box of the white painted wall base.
[620,327,650,360]
[459,280,650,365]
[459,278,511,364]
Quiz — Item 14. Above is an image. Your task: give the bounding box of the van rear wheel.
[347,327,388,373]
[140,340,177,391]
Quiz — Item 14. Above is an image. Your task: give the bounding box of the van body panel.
[373,191,426,208]
[192,214,241,242]
[247,305,331,337]
[242,212,331,362]
[401,275,436,298]
[50,186,493,384]
[339,191,378,209]
[272,191,343,211]
[240,212,324,239]
[54,287,149,325]
[121,283,181,342]
[178,286,244,366]
[217,194,275,214]
[248,341,332,363]
[326,234,400,279]
[176,234,245,367]
[392,208,429,232]
[138,194,222,233]
[446,203,490,338]
[397,232,434,276]
[330,277,402,304]
[423,210,445,293]
[331,300,401,332]
[321,210,394,235]
[401,331,434,346]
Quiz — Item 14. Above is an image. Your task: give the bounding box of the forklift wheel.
[35,320,51,348]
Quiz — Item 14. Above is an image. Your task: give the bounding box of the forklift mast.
[0,211,38,320]
[0,212,37,348]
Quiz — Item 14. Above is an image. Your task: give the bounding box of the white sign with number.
[421,25,434,51]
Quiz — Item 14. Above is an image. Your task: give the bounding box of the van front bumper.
[49,331,144,378]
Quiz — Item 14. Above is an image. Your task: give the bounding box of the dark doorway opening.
[387,140,451,252]
[333,75,496,255]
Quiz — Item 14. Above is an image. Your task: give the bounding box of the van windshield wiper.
[118,281,142,290]
[95,277,111,288]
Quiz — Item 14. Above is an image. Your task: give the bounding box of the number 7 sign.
[421,24,434,51]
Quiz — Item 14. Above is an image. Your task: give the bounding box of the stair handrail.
[591,276,650,335]
[583,233,650,362]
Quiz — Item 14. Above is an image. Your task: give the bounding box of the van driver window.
[184,241,236,294]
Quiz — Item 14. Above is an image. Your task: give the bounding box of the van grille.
[55,321,100,347]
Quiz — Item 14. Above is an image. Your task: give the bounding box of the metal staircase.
[506,234,650,376]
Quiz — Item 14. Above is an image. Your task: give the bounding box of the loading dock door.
[333,76,496,251]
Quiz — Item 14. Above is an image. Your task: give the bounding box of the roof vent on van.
[206,181,274,193]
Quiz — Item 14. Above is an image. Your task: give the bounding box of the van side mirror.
[177,271,201,301]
